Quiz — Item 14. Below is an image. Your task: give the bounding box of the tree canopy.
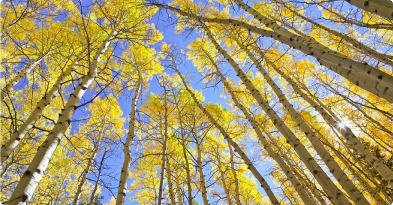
[1,0,393,204]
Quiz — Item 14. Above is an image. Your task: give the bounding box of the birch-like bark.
[215,148,233,205]
[203,27,349,204]
[171,55,280,205]
[116,79,141,205]
[1,59,79,164]
[175,174,183,204]
[73,128,104,205]
[7,30,116,205]
[166,154,176,205]
[1,56,45,101]
[202,49,313,204]
[344,0,393,21]
[163,5,393,102]
[232,0,393,89]
[192,123,209,205]
[173,90,193,205]
[262,53,393,189]
[157,82,168,205]
[235,38,368,204]
[322,140,389,205]
[226,142,242,205]
[277,1,393,67]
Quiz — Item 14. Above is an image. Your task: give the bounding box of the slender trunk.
[163,5,393,102]
[323,141,390,205]
[216,148,233,205]
[175,174,183,205]
[1,59,79,164]
[260,51,393,189]
[1,56,45,101]
[7,30,116,205]
[116,79,141,205]
[193,123,209,205]
[278,1,393,67]
[158,82,168,205]
[235,37,368,204]
[171,55,280,205]
[232,0,392,92]
[345,0,393,21]
[204,27,349,204]
[227,142,242,205]
[166,153,177,205]
[202,49,313,205]
[89,150,107,205]
[73,128,104,205]
[173,90,193,205]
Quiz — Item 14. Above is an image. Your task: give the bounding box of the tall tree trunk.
[215,147,233,205]
[7,30,116,205]
[277,1,393,67]
[258,50,393,189]
[166,153,177,205]
[116,78,141,205]
[175,173,183,205]
[344,0,393,21]
[158,81,168,205]
[171,54,280,205]
[202,49,313,205]
[73,128,104,205]
[227,142,242,205]
[204,27,352,204]
[89,149,107,205]
[173,89,193,205]
[234,35,368,205]
[163,5,393,102]
[192,123,209,205]
[1,59,79,164]
[1,55,45,101]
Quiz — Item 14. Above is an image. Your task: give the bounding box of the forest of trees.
[1,0,393,204]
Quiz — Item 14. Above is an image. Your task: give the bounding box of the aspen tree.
[230,33,369,204]
[160,3,393,102]
[191,119,209,205]
[116,78,141,205]
[157,78,169,205]
[7,29,117,205]
[172,89,194,205]
[1,58,81,163]
[202,25,351,204]
[168,49,281,205]
[1,56,45,101]
[227,141,242,205]
[275,0,393,67]
[189,40,313,204]
[260,50,393,189]
[344,0,393,21]
[165,154,176,205]
[72,127,104,205]
[213,144,233,205]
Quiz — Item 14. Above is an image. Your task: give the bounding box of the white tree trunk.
[1,60,78,164]
[345,0,393,20]
[239,41,369,204]
[204,50,313,205]
[165,5,393,102]
[172,56,280,205]
[7,30,115,205]
[1,56,45,101]
[115,79,141,205]
[261,50,393,190]
[204,28,350,204]
[72,128,104,205]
